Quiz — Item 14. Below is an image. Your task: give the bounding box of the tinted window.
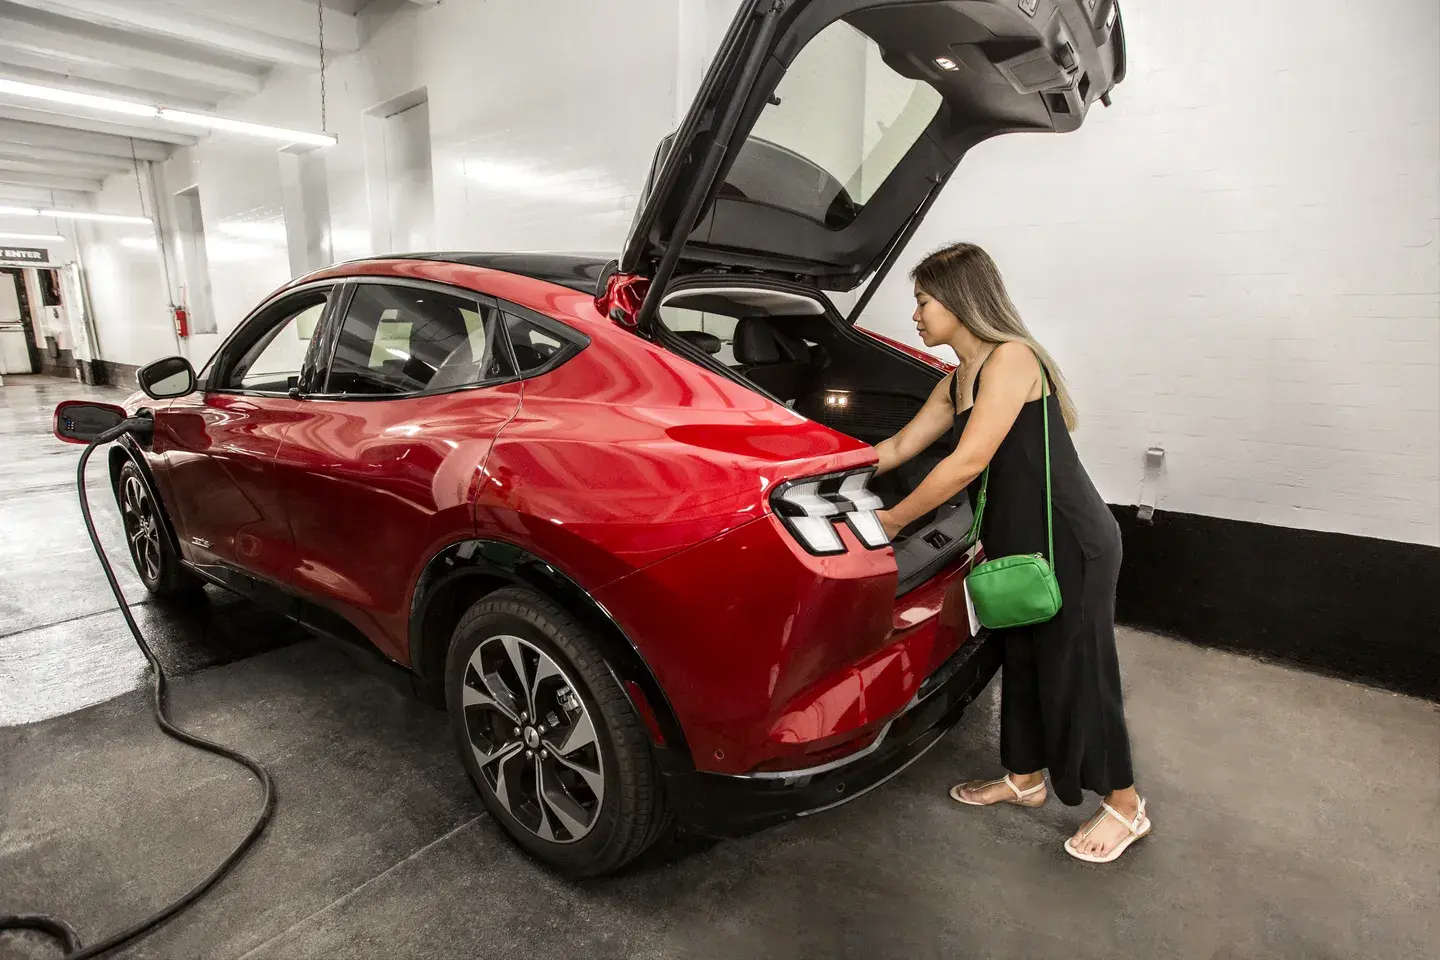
[725,19,942,228]
[326,284,514,396]
[220,296,327,393]
[504,312,574,376]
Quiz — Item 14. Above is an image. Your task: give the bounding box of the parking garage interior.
[2,2,1437,959]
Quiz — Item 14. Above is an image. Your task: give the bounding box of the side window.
[503,311,579,376]
[219,295,328,394]
[325,284,514,396]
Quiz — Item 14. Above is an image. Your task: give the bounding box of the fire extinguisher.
[173,304,189,338]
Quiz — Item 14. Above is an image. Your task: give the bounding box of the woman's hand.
[876,509,906,542]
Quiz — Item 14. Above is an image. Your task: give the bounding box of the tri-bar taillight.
[769,468,888,556]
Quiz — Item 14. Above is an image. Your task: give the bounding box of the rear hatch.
[615,0,1126,591]
[621,0,1127,315]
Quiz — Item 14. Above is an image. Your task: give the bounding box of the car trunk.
[659,281,975,595]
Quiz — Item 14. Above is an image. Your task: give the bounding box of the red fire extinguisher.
[173,304,189,338]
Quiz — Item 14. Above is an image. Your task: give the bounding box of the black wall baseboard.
[1111,505,1438,701]
[95,360,140,389]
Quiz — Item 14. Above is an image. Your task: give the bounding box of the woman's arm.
[873,373,959,477]
[876,343,1039,537]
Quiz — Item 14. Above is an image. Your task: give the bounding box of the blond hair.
[910,241,1079,431]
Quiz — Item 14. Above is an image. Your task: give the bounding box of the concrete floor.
[2,373,1437,960]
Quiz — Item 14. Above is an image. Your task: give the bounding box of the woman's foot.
[949,771,1047,807]
[1065,787,1150,862]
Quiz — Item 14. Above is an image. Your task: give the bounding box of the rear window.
[724,19,943,229]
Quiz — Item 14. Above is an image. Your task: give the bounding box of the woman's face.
[913,283,962,348]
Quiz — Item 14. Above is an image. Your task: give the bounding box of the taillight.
[770,467,888,555]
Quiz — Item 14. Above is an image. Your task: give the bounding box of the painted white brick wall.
[856,0,1440,546]
[70,0,1438,547]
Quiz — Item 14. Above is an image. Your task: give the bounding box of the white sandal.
[1064,797,1151,863]
[949,774,1048,808]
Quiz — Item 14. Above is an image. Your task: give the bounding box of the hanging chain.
[318,0,328,132]
[129,138,147,219]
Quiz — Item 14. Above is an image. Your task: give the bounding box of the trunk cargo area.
[659,287,975,594]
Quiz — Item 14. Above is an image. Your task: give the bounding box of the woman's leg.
[1064,544,1148,857]
[953,628,1050,805]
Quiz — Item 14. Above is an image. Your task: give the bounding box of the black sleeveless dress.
[951,360,1134,805]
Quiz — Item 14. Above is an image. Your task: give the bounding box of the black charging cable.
[1,418,277,958]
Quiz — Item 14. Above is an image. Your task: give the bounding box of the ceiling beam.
[0,118,171,161]
[0,185,91,206]
[2,0,335,71]
[0,169,104,193]
[0,143,133,174]
[0,105,196,147]
[0,59,217,112]
[175,0,360,56]
[0,11,264,97]
[0,154,127,181]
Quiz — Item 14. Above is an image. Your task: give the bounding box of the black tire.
[444,585,669,877]
[115,460,204,601]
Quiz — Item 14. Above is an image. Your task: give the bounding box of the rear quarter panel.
[477,296,879,592]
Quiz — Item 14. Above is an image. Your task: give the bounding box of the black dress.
[951,357,1134,806]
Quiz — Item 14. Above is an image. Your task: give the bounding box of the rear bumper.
[663,626,1002,838]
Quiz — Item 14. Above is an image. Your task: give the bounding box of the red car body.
[55,0,1125,867]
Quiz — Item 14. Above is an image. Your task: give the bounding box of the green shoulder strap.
[964,350,1053,563]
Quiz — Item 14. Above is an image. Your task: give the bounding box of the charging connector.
[1,423,276,958]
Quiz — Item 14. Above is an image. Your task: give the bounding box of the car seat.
[732,318,817,402]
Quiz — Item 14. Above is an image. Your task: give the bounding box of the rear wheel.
[116,461,203,600]
[444,586,669,876]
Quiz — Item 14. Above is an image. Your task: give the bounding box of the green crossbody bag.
[963,354,1063,630]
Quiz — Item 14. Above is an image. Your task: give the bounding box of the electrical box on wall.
[1138,445,1165,524]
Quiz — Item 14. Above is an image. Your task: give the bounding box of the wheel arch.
[108,436,185,557]
[409,539,694,771]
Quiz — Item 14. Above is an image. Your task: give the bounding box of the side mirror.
[53,400,127,444]
[137,356,196,399]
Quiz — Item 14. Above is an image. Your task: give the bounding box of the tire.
[444,585,670,877]
[115,460,204,601]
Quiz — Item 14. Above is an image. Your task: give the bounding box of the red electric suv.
[55,0,1124,875]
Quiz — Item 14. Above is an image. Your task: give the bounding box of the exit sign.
[1,246,48,262]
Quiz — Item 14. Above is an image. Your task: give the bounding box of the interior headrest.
[674,330,723,355]
[734,319,810,365]
[733,318,781,365]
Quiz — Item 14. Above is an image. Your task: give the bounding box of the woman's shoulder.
[990,340,1039,365]
[976,341,1044,397]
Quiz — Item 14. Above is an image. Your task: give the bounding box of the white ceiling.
[0,0,436,206]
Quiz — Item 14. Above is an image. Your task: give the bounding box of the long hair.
[910,241,1079,431]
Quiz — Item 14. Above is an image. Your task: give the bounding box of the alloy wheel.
[119,474,162,584]
[460,634,605,843]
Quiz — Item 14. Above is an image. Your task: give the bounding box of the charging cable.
[1,418,277,958]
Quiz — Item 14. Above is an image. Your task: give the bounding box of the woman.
[872,242,1149,864]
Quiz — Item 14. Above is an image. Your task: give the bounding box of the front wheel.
[115,460,203,600]
[444,586,670,876]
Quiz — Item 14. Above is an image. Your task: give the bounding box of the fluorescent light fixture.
[0,231,66,242]
[0,204,152,225]
[0,78,336,147]
[43,209,153,225]
[158,110,337,147]
[934,56,960,71]
[0,78,159,117]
